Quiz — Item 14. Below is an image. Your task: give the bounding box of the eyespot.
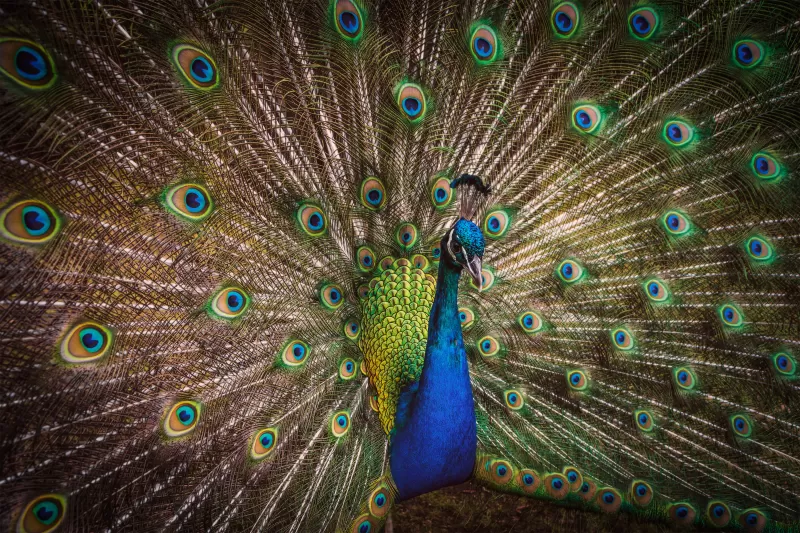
[634,409,654,432]
[351,514,377,533]
[628,8,658,40]
[171,44,218,90]
[751,152,781,180]
[470,24,498,63]
[0,39,56,89]
[480,458,511,485]
[563,467,582,492]
[662,211,691,236]
[334,0,364,40]
[164,401,201,438]
[730,414,753,438]
[738,509,766,532]
[358,284,370,299]
[572,104,602,134]
[360,177,386,210]
[544,473,570,499]
[719,304,743,327]
[517,469,541,494]
[669,503,696,526]
[551,2,579,38]
[355,245,376,272]
[337,358,358,380]
[431,246,441,262]
[630,480,653,507]
[745,236,773,262]
[250,427,278,461]
[504,389,524,410]
[297,204,327,237]
[471,267,495,291]
[557,259,584,283]
[378,256,395,272]
[209,287,250,319]
[706,501,731,528]
[0,200,60,245]
[320,283,344,310]
[772,352,796,377]
[662,120,694,147]
[411,254,430,272]
[60,321,114,364]
[518,311,543,334]
[596,487,622,513]
[459,307,476,330]
[477,335,500,357]
[396,82,427,122]
[368,484,392,517]
[644,278,669,302]
[395,223,418,249]
[483,209,511,239]
[733,40,764,69]
[164,183,213,221]
[281,340,310,367]
[611,327,634,351]
[344,319,360,341]
[330,410,351,438]
[567,369,588,391]
[673,366,696,391]
[17,494,66,533]
[579,478,597,501]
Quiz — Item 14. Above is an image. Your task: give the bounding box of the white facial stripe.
[446,229,457,262]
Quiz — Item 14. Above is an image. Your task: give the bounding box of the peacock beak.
[466,255,483,292]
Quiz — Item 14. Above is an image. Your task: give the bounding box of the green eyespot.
[356,245,376,272]
[504,389,524,410]
[518,311,544,334]
[745,236,774,262]
[566,369,588,391]
[320,283,344,310]
[477,335,501,357]
[0,38,56,89]
[470,24,500,64]
[751,152,782,181]
[171,44,219,90]
[0,199,62,245]
[330,410,351,438]
[164,400,201,438]
[673,366,696,391]
[662,119,694,148]
[164,183,214,222]
[483,209,511,239]
[572,104,602,134]
[730,414,753,438]
[611,327,634,351]
[360,177,386,210]
[250,427,278,460]
[209,287,250,320]
[395,222,418,249]
[281,340,311,367]
[297,203,327,236]
[60,321,114,364]
[551,2,580,38]
[628,7,659,40]
[772,352,796,377]
[334,0,365,41]
[661,210,691,236]
[557,259,585,284]
[733,40,764,69]
[339,358,357,380]
[643,278,670,302]
[719,303,744,328]
[396,82,427,123]
[634,409,654,432]
[18,494,67,533]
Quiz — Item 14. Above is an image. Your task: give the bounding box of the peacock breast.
[359,258,436,434]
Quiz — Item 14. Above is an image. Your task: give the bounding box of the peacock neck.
[389,251,477,500]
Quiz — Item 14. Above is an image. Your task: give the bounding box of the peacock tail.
[2,0,800,531]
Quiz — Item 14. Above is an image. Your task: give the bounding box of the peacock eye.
[706,501,731,527]
[471,267,495,291]
[297,203,327,236]
[171,44,218,89]
[356,245,376,272]
[344,319,360,340]
[611,327,634,350]
[579,479,597,501]
[563,467,582,490]
[745,236,773,262]
[551,2,579,38]
[459,307,476,330]
[644,278,669,302]
[733,40,764,69]
[566,369,588,391]
[360,177,386,210]
[730,414,753,438]
[470,24,498,63]
[335,0,364,40]
[572,105,602,134]
[430,176,454,208]
[165,184,213,221]
[320,283,344,310]
[251,427,278,460]
[396,82,427,122]
[662,120,694,147]
[209,287,250,319]
[164,401,201,437]
[544,473,570,499]
[351,515,376,533]
[18,494,67,533]
[518,311,543,334]
[0,199,61,245]
[477,335,500,357]
[669,503,696,526]
[368,485,392,517]
[630,480,653,507]
[661,210,691,236]
[517,469,540,493]
[483,209,511,239]
[330,410,351,438]
[719,304,743,327]
[628,8,658,40]
[596,488,622,513]
[0,39,56,89]
[281,340,310,367]
[395,223,418,249]
[557,259,584,283]
[504,389,524,410]
[634,409,654,432]
[61,321,114,363]
[673,366,696,390]
[339,357,357,379]
[772,352,796,376]
[738,509,766,531]
[751,152,781,180]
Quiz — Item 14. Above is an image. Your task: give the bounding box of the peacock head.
[443,218,485,290]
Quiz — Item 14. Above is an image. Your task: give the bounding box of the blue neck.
[389,256,477,500]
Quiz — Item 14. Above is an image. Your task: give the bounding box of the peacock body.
[2,0,800,532]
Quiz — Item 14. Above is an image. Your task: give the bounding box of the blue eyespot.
[190,56,213,83]
[459,312,467,322]
[737,43,753,64]
[551,478,563,490]
[366,189,382,206]
[488,216,500,231]
[524,474,534,485]
[603,492,615,504]
[293,343,305,360]
[678,371,688,383]
[374,493,386,507]
[632,15,650,34]
[435,187,447,200]
[638,413,649,425]
[184,188,207,213]
[616,331,626,344]
[432,247,441,259]
[308,213,323,230]
[497,464,507,476]
[474,37,493,58]
[523,315,533,327]
[677,506,688,518]
[402,97,421,117]
[177,405,195,426]
[562,263,573,277]
[567,471,577,482]
[337,415,347,427]
[508,393,518,404]
[571,373,581,385]
[260,433,274,448]
[339,11,359,35]
[15,46,47,81]
[79,327,104,353]
[668,125,683,142]
[581,482,590,493]
[345,361,354,372]
[482,340,491,351]
[552,2,580,37]
[576,110,592,128]
[649,282,659,296]
[746,513,758,525]
[22,206,52,236]
[226,291,244,312]
[636,484,647,497]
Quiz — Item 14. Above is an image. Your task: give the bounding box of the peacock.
[2,0,800,531]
